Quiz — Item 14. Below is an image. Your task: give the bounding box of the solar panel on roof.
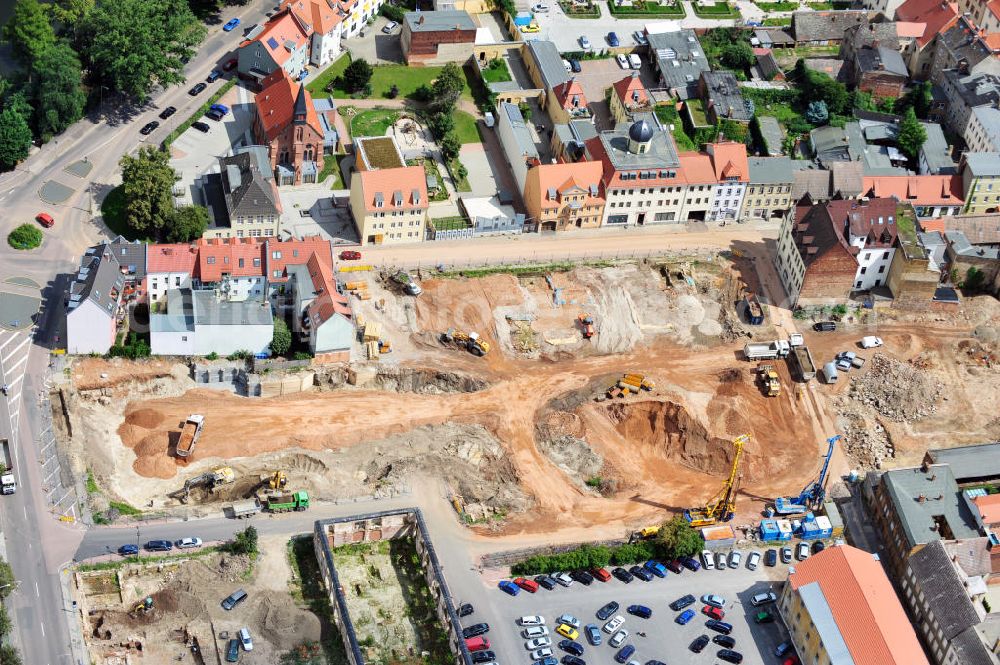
[267,37,280,49]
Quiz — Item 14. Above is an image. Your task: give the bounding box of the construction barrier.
[338,265,373,272]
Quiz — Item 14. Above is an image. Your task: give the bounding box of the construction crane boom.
[773,435,841,515]
[684,433,751,527]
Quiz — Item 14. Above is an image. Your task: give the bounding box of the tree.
[0,604,11,638]
[0,106,33,171]
[897,107,927,160]
[720,42,754,72]
[440,132,461,161]
[31,42,87,138]
[430,62,465,114]
[896,80,932,119]
[427,112,454,140]
[852,90,875,112]
[0,557,15,599]
[805,100,829,125]
[81,0,205,102]
[655,516,705,559]
[229,525,258,556]
[343,58,372,94]
[794,60,849,115]
[964,266,986,292]
[3,0,56,65]
[47,0,94,40]
[119,146,177,237]
[7,223,43,250]
[166,205,209,242]
[270,316,292,356]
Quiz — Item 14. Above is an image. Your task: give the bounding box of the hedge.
[511,542,662,576]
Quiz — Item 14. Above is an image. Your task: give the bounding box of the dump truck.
[175,414,205,458]
[259,490,310,513]
[743,294,764,325]
[743,340,791,360]
[620,373,655,391]
[757,364,781,397]
[1,438,15,495]
[789,345,817,381]
[231,498,262,519]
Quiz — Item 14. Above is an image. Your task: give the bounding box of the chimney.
[417,14,424,23]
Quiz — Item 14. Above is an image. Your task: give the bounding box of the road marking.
[23,505,28,521]
[39,620,45,637]
[4,352,29,374]
[0,333,18,354]
[1,335,30,362]
[35,581,39,597]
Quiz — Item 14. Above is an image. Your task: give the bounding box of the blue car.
[118,544,139,556]
[584,624,601,646]
[607,32,619,47]
[627,605,652,619]
[675,609,696,625]
[298,70,309,81]
[644,560,667,578]
[210,103,230,116]
[498,580,520,596]
[680,556,701,571]
[614,645,634,664]
[223,18,241,32]
[559,640,584,656]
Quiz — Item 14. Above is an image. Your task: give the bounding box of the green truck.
[263,490,309,513]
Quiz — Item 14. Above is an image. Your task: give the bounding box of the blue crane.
[774,435,842,515]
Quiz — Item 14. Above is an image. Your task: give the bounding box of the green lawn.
[558,1,602,17]
[447,158,471,192]
[348,107,401,138]
[686,99,710,127]
[792,45,841,58]
[410,158,449,202]
[692,2,741,16]
[482,59,512,84]
[453,111,481,144]
[607,1,685,16]
[318,154,347,189]
[433,216,470,231]
[762,17,791,25]
[654,105,697,151]
[807,1,834,7]
[754,1,797,9]
[308,54,472,101]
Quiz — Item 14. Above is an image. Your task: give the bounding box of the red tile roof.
[677,152,716,184]
[194,238,266,283]
[264,236,334,282]
[256,69,324,141]
[612,73,648,106]
[861,174,964,206]
[146,243,199,274]
[895,0,959,46]
[553,78,588,111]
[708,142,749,182]
[280,0,344,35]
[789,546,930,665]
[357,166,428,213]
[974,493,1000,525]
[918,217,947,233]
[305,253,352,326]
[894,21,927,38]
[530,161,604,210]
[251,12,310,66]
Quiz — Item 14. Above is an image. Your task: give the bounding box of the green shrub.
[7,223,42,250]
[107,332,151,359]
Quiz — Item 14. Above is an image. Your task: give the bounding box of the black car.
[596,601,619,621]
[221,588,248,610]
[717,649,743,664]
[571,570,594,586]
[462,623,489,639]
[559,640,584,656]
[226,638,240,662]
[159,106,177,120]
[534,575,556,590]
[458,603,474,617]
[188,82,207,95]
[206,108,225,121]
[705,619,733,635]
[669,594,695,611]
[712,635,736,648]
[472,651,495,664]
[561,657,585,665]
[813,321,836,331]
[139,121,159,136]
[569,59,582,73]
[765,549,777,567]
[192,121,210,133]
[145,539,172,551]
[690,635,710,653]
[629,565,653,582]
[813,540,826,554]
[611,567,633,583]
[665,559,683,574]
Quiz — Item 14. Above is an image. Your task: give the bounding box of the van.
[484,111,496,128]
[226,638,240,662]
[238,628,253,651]
[466,637,490,651]
[813,321,836,331]
[701,550,715,570]
[221,589,248,610]
[822,362,838,383]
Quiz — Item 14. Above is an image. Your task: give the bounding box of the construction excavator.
[129,597,153,618]
[684,433,751,527]
[266,470,288,491]
[441,328,491,356]
[169,467,235,503]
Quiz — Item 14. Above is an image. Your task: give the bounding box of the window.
[206,257,216,264]
[273,270,282,278]
[878,265,885,273]
[607,214,628,224]
[883,251,889,259]
[272,251,282,259]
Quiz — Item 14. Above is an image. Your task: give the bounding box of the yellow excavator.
[267,470,288,490]
[441,329,491,357]
[169,467,235,503]
[684,433,750,527]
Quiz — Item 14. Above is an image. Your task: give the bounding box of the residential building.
[961,152,1000,213]
[791,11,870,45]
[253,69,326,186]
[866,462,980,580]
[753,28,795,50]
[861,0,910,22]
[705,141,749,222]
[495,102,539,196]
[841,16,901,63]
[779,545,929,665]
[939,70,1000,137]
[194,238,267,302]
[522,161,605,231]
[66,244,128,354]
[287,253,353,362]
[741,157,793,222]
[149,288,274,356]
[925,442,1000,485]
[854,46,910,98]
[792,165,834,202]
[348,136,428,244]
[646,30,710,100]
[281,0,347,68]
[522,40,577,116]
[587,117,686,226]
[920,122,958,175]
[263,235,335,286]
[902,539,997,665]
[965,106,1000,153]
[549,77,591,123]
[830,161,865,198]
[609,72,651,124]
[400,10,478,64]
[946,229,1000,284]
[677,152,718,222]
[237,10,311,84]
[146,243,199,304]
[976,0,1000,32]
[928,16,1000,86]
[810,123,866,165]
[697,71,753,125]
[861,174,965,218]
[204,146,283,240]
[895,0,960,79]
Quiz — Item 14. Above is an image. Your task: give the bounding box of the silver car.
[518,616,545,626]
[522,626,549,639]
[530,648,552,660]
[525,637,551,650]
[603,616,624,633]
[728,551,742,569]
[609,629,629,648]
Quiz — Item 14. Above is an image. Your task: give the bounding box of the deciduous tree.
[720,42,754,72]
[31,42,87,138]
[0,106,33,170]
[0,557,16,598]
[119,146,177,237]
[897,107,927,160]
[430,62,465,114]
[3,0,56,64]
[440,132,460,161]
[343,58,373,94]
[166,205,209,242]
[655,516,705,559]
[270,317,292,356]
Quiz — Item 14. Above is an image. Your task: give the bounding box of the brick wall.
[886,251,939,306]
[798,244,857,303]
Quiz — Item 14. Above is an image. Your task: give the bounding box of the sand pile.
[255,596,321,650]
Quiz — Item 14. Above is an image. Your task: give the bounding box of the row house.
[705,142,750,222]
[522,162,606,231]
[523,41,591,122]
[965,106,1000,152]
[937,68,1000,137]
[961,152,1000,213]
[741,157,794,222]
[861,174,965,218]
[927,16,1000,86]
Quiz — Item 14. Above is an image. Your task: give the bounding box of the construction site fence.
[384,247,724,273]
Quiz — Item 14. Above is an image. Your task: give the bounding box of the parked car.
[629,566,652,582]
[714,552,726,569]
[674,609,695,625]
[472,651,496,664]
[561,656,584,665]
[562,58,572,73]
[555,624,578,640]
[702,605,724,620]
[611,567,633,583]
[176,537,203,549]
[499,580,520,595]
[705,619,733,635]
[145,539,172,552]
[530,648,553,660]
[463,624,490,639]
[780,547,793,564]
[596,602,619,621]
[754,610,775,624]
[159,106,177,120]
[523,626,550,639]
[813,540,826,554]
[689,635,710,653]
[797,542,810,560]
[626,605,651,619]
[189,82,207,95]
[666,559,683,574]
[746,551,761,570]
[226,638,240,662]
[221,589,248,610]
[534,658,557,665]
[607,31,619,46]
[238,628,253,651]
[117,544,139,556]
[459,604,475,617]
[643,560,667,578]
[466,637,491,652]
[713,635,736,648]
[765,549,778,567]
[569,59,582,73]
[556,614,580,629]
[514,577,539,593]
[616,54,629,69]
[602,616,624,633]
[223,58,238,71]
[382,20,398,33]
[139,121,159,136]
[701,594,725,608]
[775,641,792,657]
[223,17,241,31]
[192,121,210,133]
[519,616,545,626]
[525,637,551,650]
[584,624,601,646]
[813,321,836,331]
[861,336,883,348]
[36,212,55,228]
[614,645,634,664]
[590,568,611,582]
[628,54,641,69]
[727,551,741,569]
[521,22,540,33]
[679,556,700,571]
[669,594,695,611]
[608,630,628,648]
[534,575,557,590]
[717,648,744,664]
[751,591,777,606]
[633,31,648,45]
[206,70,222,82]
[533,2,549,9]
[559,640,584,656]
[579,36,591,49]
[570,570,594,585]
[552,572,574,587]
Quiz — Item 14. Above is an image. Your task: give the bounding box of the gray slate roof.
[856,46,908,77]
[880,463,979,551]
[964,152,1000,177]
[948,230,1000,260]
[756,116,784,156]
[844,19,899,51]
[193,289,273,326]
[221,145,280,220]
[792,165,832,201]
[951,625,999,665]
[525,40,568,91]
[69,246,126,318]
[700,71,753,122]
[942,70,1000,111]
[100,237,147,279]
[647,29,709,100]
[830,161,864,197]
[792,10,867,42]
[748,157,793,184]
[404,10,476,32]
[499,102,539,160]
[907,540,982,642]
[920,123,956,175]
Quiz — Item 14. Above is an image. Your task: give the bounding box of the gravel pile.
[837,407,894,469]
[848,352,943,422]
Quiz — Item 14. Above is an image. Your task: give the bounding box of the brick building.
[400,10,478,64]
[253,69,326,186]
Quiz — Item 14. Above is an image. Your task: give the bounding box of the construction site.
[52,254,1000,537]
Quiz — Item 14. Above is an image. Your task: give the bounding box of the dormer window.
[374,192,384,208]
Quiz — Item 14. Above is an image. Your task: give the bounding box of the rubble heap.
[837,407,894,469]
[848,352,943,422]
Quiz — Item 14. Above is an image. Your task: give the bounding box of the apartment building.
[741,157,793,222]
[965,106,1000,153]
[861,174,965,218]
[522,161,605,231]
[705,142,749,222]
[961,152,1000,213]
[349,136,428,245]
[609,72,651,125]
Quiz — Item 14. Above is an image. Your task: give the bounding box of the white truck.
[231,498,262,519]
[1,438,16,495]
[175,414,205,458]
[743,340,791,360]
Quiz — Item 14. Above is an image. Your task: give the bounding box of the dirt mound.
[127,408,168,430]
[254,595,322,650]
[849,352,944,422]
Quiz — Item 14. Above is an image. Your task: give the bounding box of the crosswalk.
[0,329,30,440]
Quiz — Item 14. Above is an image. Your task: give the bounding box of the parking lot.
[463,555,796,665]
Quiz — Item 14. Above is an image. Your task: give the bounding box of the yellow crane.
[684,433,750,527]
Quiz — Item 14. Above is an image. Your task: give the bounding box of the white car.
[728,551,742,569]
[609,629,629,648]
[525,637,551,650]
[628,54,641,69]
[616,54,629,69]
[533,2,549,10]
[701,549,715,570]
[530,648,552,660]
[382,21,398,33]
[522,626,549,639]
[518,616,546,626]
[603,615,624,633]
[746,551,761,570]
[579,36,591,49]
[238,627,253,651]
[562,58,572,72]
[797,542,811,560]
[176,537,203,549]
[552,572,573,587]
[861,336,884,349]
[555,614,580,629]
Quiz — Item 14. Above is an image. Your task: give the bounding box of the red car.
[339,250,362,260]
[35,212,54,228]
[702,605,725,620]
[223,58,238,71]
[513,577,539,593]
[590,568,611,582]
[465,637,490,652]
